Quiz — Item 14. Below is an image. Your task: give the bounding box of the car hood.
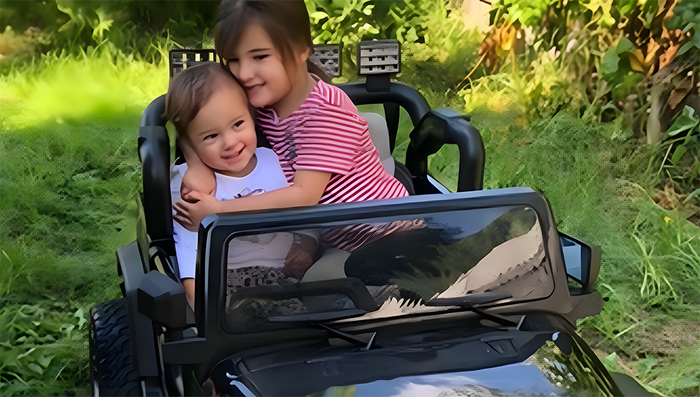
[219,317,618,397]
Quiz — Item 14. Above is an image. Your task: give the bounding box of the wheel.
[89,299,144,396]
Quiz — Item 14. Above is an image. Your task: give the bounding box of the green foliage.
[483,0,699,144]
[306,0,477,84]
[647,106,700,204]
[665,106,700,166]
[0,250,24,299]
[0,302,89,396]
[0,0,215,66]
[489,0,556,28]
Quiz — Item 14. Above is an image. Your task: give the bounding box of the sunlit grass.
[0,50,168,132]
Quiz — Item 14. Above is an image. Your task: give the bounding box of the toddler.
[165,62,317,308]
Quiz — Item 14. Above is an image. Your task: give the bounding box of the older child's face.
[226,23,305,112]
[187,79,257,178]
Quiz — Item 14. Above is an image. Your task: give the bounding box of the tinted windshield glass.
[223,205,553,333]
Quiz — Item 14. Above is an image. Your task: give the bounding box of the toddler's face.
[187,79,257,178]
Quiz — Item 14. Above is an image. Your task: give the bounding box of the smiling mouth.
[222,147,245,162]
[245,84,263,92]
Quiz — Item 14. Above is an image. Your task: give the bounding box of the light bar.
[309,43,342,78]
[169,49,218,80]
[357,39,401,76]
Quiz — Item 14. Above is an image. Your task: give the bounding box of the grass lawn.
[1,52,699,396]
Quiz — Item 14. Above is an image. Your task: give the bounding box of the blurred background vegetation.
[0,0,698,395]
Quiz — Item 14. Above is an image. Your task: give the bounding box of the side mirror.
[138,270,193,329]
[559,233,601,294]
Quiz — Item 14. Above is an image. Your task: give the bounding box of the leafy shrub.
[306,0,478,84]
[0,302,89,396]
[478,0,700,144]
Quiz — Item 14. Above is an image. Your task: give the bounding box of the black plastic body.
[171,187,599,382]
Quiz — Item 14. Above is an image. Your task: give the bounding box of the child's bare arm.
[173,170,331,230]
[179,136,216,201]
[182,278,195,310]
[283,233,318,279]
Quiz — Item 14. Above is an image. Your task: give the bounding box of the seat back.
[361,112,395,176]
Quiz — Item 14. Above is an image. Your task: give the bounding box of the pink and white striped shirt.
[255,77,408,204]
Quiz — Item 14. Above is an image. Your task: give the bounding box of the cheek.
[227,62,239,78]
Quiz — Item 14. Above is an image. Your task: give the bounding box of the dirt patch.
[652,184,700,227]
[583,317,700,380]
[636,318,700,358]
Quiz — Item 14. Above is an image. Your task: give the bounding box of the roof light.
[169,49,218,80]
[309,44,342,78]
[357,39,400,76]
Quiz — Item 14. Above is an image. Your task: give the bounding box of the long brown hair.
[215,0,330,82]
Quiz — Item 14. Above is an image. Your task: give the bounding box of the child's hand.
[283,234,317,279]
[181,167,216,202]
[173,191,222,232]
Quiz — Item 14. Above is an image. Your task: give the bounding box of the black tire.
[89,299,144,396]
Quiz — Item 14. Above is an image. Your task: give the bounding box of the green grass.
[0,52,168,395]
[1,42,699,397]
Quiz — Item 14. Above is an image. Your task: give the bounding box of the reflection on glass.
[299,334,617,397]
[223,206,554,333]
[530,337,617,396]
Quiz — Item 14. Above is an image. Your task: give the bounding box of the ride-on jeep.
[89,40,652,396]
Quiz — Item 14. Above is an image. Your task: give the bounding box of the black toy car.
[89,41,652,396]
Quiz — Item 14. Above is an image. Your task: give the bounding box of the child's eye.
[204,133,217,141]
[255,54,268,60]
[233,120,244,129]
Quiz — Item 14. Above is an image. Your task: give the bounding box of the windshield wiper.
[317,323,378,351]
[268,310,378,349]
[426,291,522,328]
[425,291,512,307]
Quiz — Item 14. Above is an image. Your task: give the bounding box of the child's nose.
[237,60,253,82]
[224,133,239,151]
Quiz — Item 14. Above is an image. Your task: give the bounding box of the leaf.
[675,376,700,389]
[628,49,646,72]
[683,188,700,204]
[637,357,657,379]
[601,352,625,373]
[678,28,700,56]
[615,38,635,54]
[91,7,113,43]
[601,48,620,79]
[36,353,54,369]
[666,106,700,137]
[309,11,329,23]
[670,145,687,165]
[405,27,418,43]
[27,363,43,375]
[74,308,87,330]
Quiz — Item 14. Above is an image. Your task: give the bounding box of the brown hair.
[215,0,330,82]
[165,62,235,137]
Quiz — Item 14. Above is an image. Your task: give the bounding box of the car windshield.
[222,205,553,334]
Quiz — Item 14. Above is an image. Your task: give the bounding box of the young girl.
[173,0,408,230]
